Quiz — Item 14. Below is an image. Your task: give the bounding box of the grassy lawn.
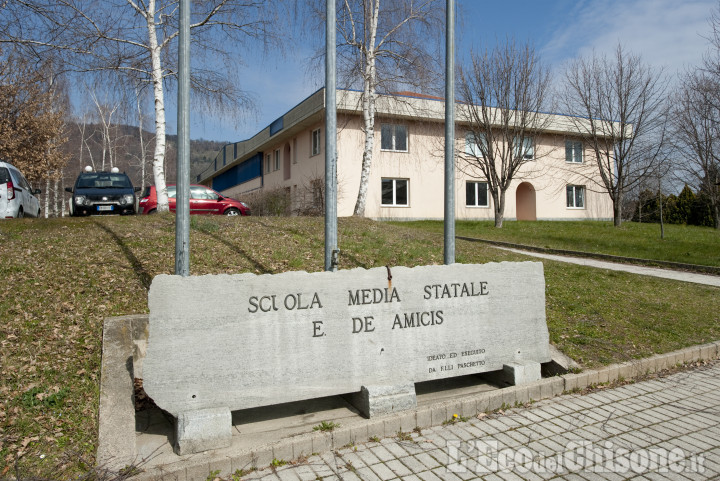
[0,215,718,478]
[394,220,720,267]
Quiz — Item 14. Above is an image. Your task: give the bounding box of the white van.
[0,161,42,219]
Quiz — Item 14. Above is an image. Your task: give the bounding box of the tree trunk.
[136,88,147,193]
[53,177,59,218]
[658,190,664,239]
[78,122,84,169]
[146,0,169,212]
[613,194,623,227]
[352,0,380,217]
[494,190,506,228]
[60,175,65,217]
[101,132,107,171]
[353,80,376,216]
[44,177,50,218]
[140,130,147,193]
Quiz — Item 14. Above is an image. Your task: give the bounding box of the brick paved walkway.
[239,361,720,480]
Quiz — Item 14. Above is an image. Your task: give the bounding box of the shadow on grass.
[193,224,272,274]
[255,218,374,270]
[93,220,152,290]
[337,249,370,269]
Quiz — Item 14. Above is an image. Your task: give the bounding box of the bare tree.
[0,50,68,186]
[132,82,154,194]
[308,0,443,216]
[457,40,552,228]
[673,71,720,229]
[1,0,281,212]
[42,67,70,218]
[76,113,93,171]
[705,2,720,98]
[561,44,670,227]
[88,87,122,171]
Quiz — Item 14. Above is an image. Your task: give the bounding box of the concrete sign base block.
[481,361,542,387]
[176,407,232,455]
[144,263,551,454]
[346,383,418,418]
[503,361,542,385]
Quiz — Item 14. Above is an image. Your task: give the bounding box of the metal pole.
[325,0,338,272]
[175,0,190,276]
[444,0,455,265]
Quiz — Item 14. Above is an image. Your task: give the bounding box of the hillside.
[60,122,228,191]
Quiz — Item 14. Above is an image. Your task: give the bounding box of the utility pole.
[175,0,190,276]
[325,0,338,272]
[443,0,455,265]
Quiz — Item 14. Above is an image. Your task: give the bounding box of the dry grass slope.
[0,215,718,479]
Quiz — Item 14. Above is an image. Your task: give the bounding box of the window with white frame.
[566,185,585,208]
[465,132,486,158]
[380,124,408,152]
[565,140,583,163]
[466,181,489,207]
[381,178,408,206]
[513,136,534,160]
[274,149,280,171]
[265,154,271,173]
[311,128,321,156]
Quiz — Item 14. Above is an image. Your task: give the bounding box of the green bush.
[632,184,714,227]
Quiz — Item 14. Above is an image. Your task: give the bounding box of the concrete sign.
[143,262,550,454]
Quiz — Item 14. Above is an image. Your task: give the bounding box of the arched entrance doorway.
[516,182,536,221]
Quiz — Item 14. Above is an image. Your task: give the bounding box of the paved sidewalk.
[494,247,720,288]
[241,361,720,480]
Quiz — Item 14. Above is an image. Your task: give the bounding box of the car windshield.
[0,167,9,184]
[76,173,132,189]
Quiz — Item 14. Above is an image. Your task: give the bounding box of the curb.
[456,236,720,276]
[97,315,720,480]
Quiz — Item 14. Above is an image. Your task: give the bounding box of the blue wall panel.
[213,153,263,192]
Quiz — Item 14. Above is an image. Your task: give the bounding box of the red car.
[139,184,251,216]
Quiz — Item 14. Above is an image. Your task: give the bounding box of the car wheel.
[147,209,157,215]
[225,208,240,216]
[17,207,24,218]
[36,208,41,217]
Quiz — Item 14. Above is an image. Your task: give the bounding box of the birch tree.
[42,68,69,218]
[1,0,280,212]
[132,83,154,194]
[88,89,121,171]
[457,40,552,228]
[76,114,94,171]
[561,45,669,227]
[315,0,443,216]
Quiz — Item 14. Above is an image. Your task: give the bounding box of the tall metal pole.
[443,0,455,265]
[175,0,190,276]
[325,0,338,272]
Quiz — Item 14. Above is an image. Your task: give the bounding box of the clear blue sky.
[180,0,715,143]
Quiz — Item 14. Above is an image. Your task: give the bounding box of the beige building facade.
[197,89,613,221]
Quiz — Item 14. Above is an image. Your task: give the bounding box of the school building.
[196,88,613,221]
